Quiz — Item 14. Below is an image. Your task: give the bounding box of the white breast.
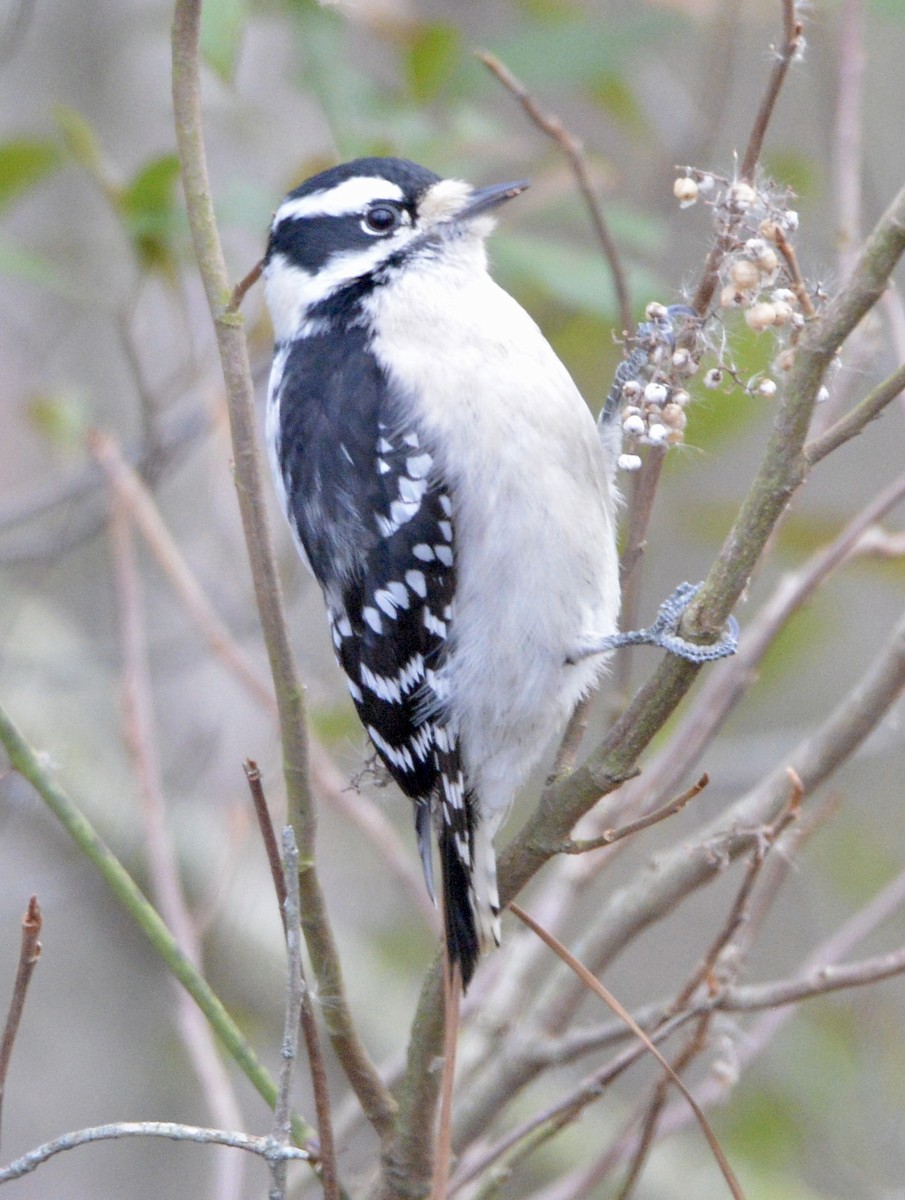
[369,240,620,823]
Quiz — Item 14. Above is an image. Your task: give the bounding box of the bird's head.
[263,157,528,341]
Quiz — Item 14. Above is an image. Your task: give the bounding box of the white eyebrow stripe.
[274,177,406,224]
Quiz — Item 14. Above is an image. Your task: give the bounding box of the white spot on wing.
[363,606,383,634]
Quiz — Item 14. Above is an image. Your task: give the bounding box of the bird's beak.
[458,179,530,221]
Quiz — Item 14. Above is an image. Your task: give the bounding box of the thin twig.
[229,258,263,312]
[772,224,816,316]
[246,765,340,1200]
[91,430,433,928]
[563,774,708,854]
[508,904,745,1199]
[614,1014,712,1200]
[246,761,287,915]
[477,50,632,335]
[833,0,865,279]
[694,1,804,314]
[803,359,905,465]
[738,1,802,181]
[0,896,42,1150]
[108,493,246,1200]
[0,702,317,1150]
[270,828,304,1200]
[171,0,396,1138]
[430,958,461,1200]
[0,1122,309,1185]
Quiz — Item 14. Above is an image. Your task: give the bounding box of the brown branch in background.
[269,827,305,1200]
[738,1,802,181]
[693,1,804,314]
[803,360,905,466]
[564,774,708,854]
[245,763,339,1200]
[91,429,434,929]
[833,0,865,278]
[614,1014,712,1200]
[509,903,746,1200]
[107,492,246,1200]
[0,896,42,1149]
[772,224,816,316]
[245,760,286,914]
[229,258,263,312]
[181,0,398,1127]
[478,50,633,336]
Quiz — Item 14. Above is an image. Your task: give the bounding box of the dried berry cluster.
[614,169,820,472]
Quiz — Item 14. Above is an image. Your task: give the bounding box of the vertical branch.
[269,828,304,1200]
[0,896,42,1151]
[246,763,340,1200]
[108,495,246,1200]
[170,0,396,1138]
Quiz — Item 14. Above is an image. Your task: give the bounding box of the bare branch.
[0,896,42,1150]
[564,774,708,854]
[0,1122,309,1186]
[171,0,396,1138]
[609,468,905,826]
[269,828,304,1200]
[694,2,804,313]
[803,360,905,465]
[246,765,340,1200]
[509,904,746,1200]
[477,49,633,335]
[718,947,905,1011]
[107,492,246,1200]
[738,1,803,181]
[0,702,317,1149]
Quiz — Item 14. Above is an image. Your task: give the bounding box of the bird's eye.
[363,204,401,235]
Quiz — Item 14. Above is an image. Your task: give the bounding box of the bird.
[262,157,621,988]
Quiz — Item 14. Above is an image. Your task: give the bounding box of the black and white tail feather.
[262,157,735,989]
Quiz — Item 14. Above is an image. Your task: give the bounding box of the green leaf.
[405,23,461,102]
[0,138,62,213]
[590,72,648,137]
[26,389,89,450]
[201,0,247,83]
[118,154,183,274]
[53,105,106,177]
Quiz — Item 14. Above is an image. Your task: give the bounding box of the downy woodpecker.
[262,158,725,987]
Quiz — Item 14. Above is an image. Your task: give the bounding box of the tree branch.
[170,0,396,1139]
[0,896,42,1151]
[0,702,316,1150]
[0,1122,309,1186]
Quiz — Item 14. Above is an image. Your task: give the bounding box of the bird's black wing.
[273,327,480,982]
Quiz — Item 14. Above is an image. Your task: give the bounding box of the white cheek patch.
[274,176,405,223]
[264,243,404,338]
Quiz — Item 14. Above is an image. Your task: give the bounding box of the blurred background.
[1,0,905,1197]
